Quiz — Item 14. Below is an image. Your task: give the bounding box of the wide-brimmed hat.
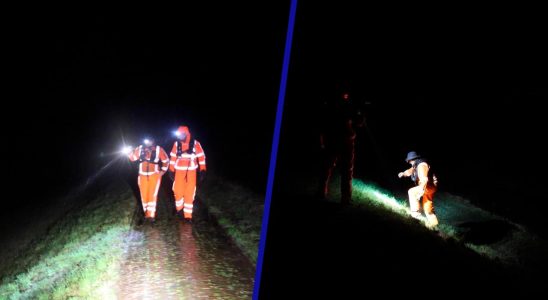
[405,151,421,162]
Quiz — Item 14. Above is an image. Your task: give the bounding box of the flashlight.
[144,139,151,145]
[121,146,133,155]
[174,130,181,137]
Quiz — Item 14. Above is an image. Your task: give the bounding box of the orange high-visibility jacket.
[169,126,206,172]
[129,145,169,175]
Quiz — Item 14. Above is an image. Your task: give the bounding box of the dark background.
[259,2,548,298]
[3,3,290,226]
[277,1,548,233]
[3,2,548,297]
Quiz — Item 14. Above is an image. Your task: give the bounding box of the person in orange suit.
[398,151,439,229]
[317,80,365,205]
[169,125,207,223]
[128,138,169,223]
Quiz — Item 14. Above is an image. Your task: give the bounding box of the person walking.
[169,125,207,223]
[128,138,169,223]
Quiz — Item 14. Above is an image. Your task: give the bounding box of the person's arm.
[398,167,414,178]
[159,147,169,175]
[195,141,206,172]
[169,142,177,172]
[128,146,140,162]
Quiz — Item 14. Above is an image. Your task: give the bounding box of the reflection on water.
[117,216,254,299]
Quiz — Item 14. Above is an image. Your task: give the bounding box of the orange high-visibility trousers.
[138,173,162,218]
[319,137,355,203]
[173,169,197,219]
[408,183,438,227]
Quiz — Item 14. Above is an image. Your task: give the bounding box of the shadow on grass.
[457,219,516,245]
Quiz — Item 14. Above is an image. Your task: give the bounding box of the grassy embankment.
[341,178,548,270]
[199,173,264,267]
[0,179,134,299]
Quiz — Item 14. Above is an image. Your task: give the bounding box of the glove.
[198,170,207,184]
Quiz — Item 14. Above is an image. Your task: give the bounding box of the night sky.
[4,3,290,219]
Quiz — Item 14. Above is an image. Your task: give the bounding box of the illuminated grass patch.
[348,178,548,269]
[353,180,407,213]
[346,179,429,228]
[199,173,263,267]
[0,181,134,299]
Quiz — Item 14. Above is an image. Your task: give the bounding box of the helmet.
[174,125,190,141]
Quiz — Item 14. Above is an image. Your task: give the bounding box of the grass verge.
[0,179,134,299]
[199,173,264,267]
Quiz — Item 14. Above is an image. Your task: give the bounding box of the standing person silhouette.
[317,80,365,205]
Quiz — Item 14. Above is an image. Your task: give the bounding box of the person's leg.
[318,147,337,199]
[137,176,148,218]
[140,175,157,220]
[183,171,197,220]
[173,171,186,214]
[146,174,161,219]
[408,186,423,219]
[423,186,438,227]
[339,140,355,204]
